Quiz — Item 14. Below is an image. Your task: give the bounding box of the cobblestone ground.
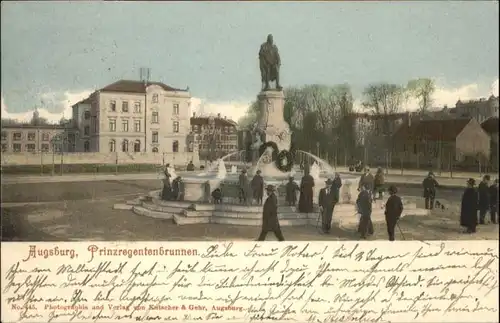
[2,180,498,241]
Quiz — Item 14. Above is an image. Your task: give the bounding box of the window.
[92,116,97,132]
[172,140,179,153]
[152,112,159,123]
[152,94,158,103]
[122,139,129,152]
[41,144,49,152]
[122,101,129,112]
[1,144,7,152]
[152,131,159,143]
[122,120,129,132]
[110,100,116,112]
[152,147,159,153]
[173,121,179,133]
[13,132,22,141]
[84,126,90,136]
[27,132,36,141]
[134,140,141,152]
[26,144,36,152]
[42,133,49,141]
[134,120,141,132]
[84,111,91,120]
[109,119,116,132]
[109,140,116,152]
[134,102,141,113]
[13,143,21,152]
[1,131,6,140]
[173,103,179,115]
[84,141,90,152]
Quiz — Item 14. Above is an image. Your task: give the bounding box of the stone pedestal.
[257,90,291,152]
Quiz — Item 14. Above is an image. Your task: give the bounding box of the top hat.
[265,184,275,191]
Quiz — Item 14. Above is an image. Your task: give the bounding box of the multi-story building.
[452,95,499,123]
[1,124,70,153]
[188,113,238,161]
[72,79,191,154]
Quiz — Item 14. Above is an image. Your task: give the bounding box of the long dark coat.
[331,177,342,203]
[298,174,315,213]
[385,195,404,223]
[262,193,280,231]
[251,175,264,200]
[478,182,490,209]
[239,173,250,200]
[460,187,478,227]
[161,175,172,200]
[285,181,299,205]
[358,173,374,191]
[423,177,439,198]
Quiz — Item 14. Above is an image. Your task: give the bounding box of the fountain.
[115,34,429,228]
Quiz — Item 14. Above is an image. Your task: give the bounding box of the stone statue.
[259,34,282,91]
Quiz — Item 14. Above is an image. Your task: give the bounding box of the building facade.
[1,124,70,153]
[188,113,238,161]
[72,80,191,154]
[453,96,499,123]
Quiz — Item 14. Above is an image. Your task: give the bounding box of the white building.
[72,80,191,154]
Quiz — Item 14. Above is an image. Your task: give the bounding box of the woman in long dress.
[298,166,315,213]
[161,167,172,201]
[460,178,478,234]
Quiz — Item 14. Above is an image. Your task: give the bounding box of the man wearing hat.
[238,168,250,205]
[251,170,264,205]
[422,171,439,210]
[460,178,479,234]
[257,184,285,241]
[358,167,374,193]
[319,178,336,233]
[384,185,404,241]
[285,176,299,206]
[478,175,491,224]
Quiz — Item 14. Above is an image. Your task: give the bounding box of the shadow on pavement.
[1,207,58,241]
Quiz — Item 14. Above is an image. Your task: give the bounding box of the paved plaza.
[2,178,498,241]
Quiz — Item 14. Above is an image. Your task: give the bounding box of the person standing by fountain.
[238,169,250,205]
[161,169,172,201]
[251,170,264,205]
[331,173,343,205]
[319,179,335,234]
[358,167,374,195]
[285,176,299,206]
[257,185,285,241]
[298,166,315,213]
[373,167,385,200]
[356,183,374,239]
[384,185,404,241]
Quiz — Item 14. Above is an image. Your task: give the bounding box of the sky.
[1,1,499,124]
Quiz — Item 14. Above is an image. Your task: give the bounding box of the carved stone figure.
[259,34,282,91]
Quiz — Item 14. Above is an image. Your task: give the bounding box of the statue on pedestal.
[259,34,282,91]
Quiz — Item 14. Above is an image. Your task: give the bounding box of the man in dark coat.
[251,170,264,205]
[172,176,181,200]
[358,167,374,193]
[298,167,315,213]
[238,169,250,205]
[478,175,491,224]
[356,183,374,239]
[422,171,439,210]
[461,178,478,234]
[285,176,299,206]
[161,172,172,201]
[489,179,498,224]
[211,188,223,204]
[331,173,343,205]
[257,185,285,241]
[319,179,335,234]
[384,185,404,241]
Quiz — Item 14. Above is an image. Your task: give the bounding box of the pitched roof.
[190,116,237,127]
[99,80,187,94]
[393,118,472,142]
[481,116,499,134]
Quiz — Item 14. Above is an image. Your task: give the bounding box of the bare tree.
[407,78,435,114]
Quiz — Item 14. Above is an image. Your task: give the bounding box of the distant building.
[72,79,191,153]
[1,124,72,153]
[452,96,499,123]
[392,118,491,170]
[188,113,238,161]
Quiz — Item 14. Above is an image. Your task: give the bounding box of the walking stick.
[396,221,406,240]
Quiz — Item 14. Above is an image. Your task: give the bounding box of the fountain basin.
[115,190,429,227]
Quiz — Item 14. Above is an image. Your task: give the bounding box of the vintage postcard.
[1,1,499,322]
